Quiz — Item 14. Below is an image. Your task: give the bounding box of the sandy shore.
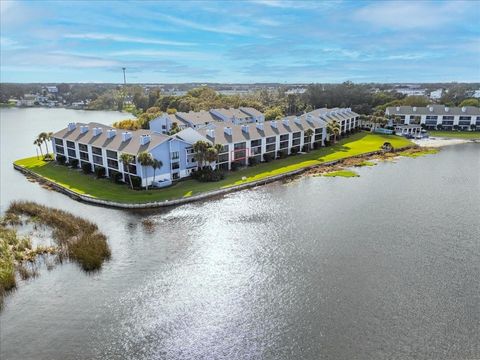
[413,137,473,148]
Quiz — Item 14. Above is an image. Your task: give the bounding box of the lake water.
[0,108,479,360]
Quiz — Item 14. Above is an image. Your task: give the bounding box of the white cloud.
[157,14,250,35]
[354,1,475,29]
[63,33,194,46]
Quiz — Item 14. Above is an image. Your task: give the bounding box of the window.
[93,155,103,165]
[127,164,137,174]
[234,142,246,150]
[218,153,229,163]
[80,152,89,161]
[107,159,118,169]
[266,136,276,144]
[172,172,180,180]
[442,116,454,120]
[266,143,276,152]
[92,146,102,156]
[106,150,117,159]
[459,116,471,121]
[54,138,63,146]
[280,134,289,142]
[55,145,64,154]
[67,148,76,157]
[292,138,301,146]
[171,151,179,160]
[172,162,180,170]
[66,141,75,149]
[251,139,262,147]
[251,147,262,155]
[218,145,229,154]
[78,143,88,152]
[292,132,301,139]
[315,128,322,134]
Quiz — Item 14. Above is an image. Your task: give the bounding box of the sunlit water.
[1,108,479,359]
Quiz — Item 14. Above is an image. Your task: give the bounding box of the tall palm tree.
[38,132,49,156]
[326,120,341,144]
[151,159,163,184]
[44,132,53,155]
[137,152,153,190]
[192,140,210,169]
[304,129,314,149]
[205,147,218,169]
[120,153,134,189]
[34,138,44,158]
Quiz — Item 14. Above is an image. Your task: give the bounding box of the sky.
[1,0,479,83]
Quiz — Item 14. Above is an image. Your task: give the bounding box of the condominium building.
[386,105,480,130]
[51,122,195,188]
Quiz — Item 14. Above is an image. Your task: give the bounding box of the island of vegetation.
[0,201,111,309]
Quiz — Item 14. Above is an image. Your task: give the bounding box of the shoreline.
[13,146,415,210]
[412,137,478,148]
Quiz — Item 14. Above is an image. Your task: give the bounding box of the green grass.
[397,148,439,158]
[429,130,480,139]
[323,170,359,178]
[355,160,376,167]
[14,132,413,204]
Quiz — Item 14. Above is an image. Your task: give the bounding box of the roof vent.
[413,107,417,112]
[122,132,132,142]
[241,124,249,133]
[80,125,89,134]
[461,106,466,112]
[294,117,301,125]
[270,120,278,128]
[256,123,264,131]
[396,106,400,111]
[224,127,232,136]
[67,122,76,131]
[107,129,116,139]
[429,106,433,112]
[93,127,103,136]
[282,119,290,127]
[140,134,151,145]
[206,129,215,138]
[445,107,449,112]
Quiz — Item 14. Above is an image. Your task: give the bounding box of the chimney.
[294,117,301,125]
[80,125,89,134]
[122,131,132,142]
[241,124,249,133]
[224,127,232,136]
[256,123,264,131]
[282,119,289,127]
[206,129,215,138]
[461,106,466,112]
[413,107,417,112]
[93,127,103,136]
[107,129,117,139]
[67,122,76,131]
[140,134,151,145]
[270,120,277,128]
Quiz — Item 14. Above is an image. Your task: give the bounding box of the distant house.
[429,89,443,100]
[17,94,38,107]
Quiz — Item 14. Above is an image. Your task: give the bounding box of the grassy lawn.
[429,130,480,139]
[322,170,359,178]
[14,132,412,204]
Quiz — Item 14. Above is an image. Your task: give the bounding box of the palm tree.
[327,120,341,144]
[192,140,210,169]
[151,159,163,183]
[44,132,53,155]
[304,128,314,149]
[120,153,134,189]
[205,147,218,169]
[34,138,44,158]
[137,152,153,190]
[38,132,49,156]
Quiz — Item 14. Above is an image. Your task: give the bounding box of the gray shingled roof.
[386,105,480,116]
[197,116,325,145]
[175,110,221,126]
[52,122,170,155]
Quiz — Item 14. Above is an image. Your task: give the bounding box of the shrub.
[248,157,258,166]
[131,176,142,188]
[68,233,111,271]
[43,153,53,161]
[313,142,322,149]
[191,168,225,182]
[56,154,66,165]
[263,153,273,162]
[108,170,123,183]
[94,166,106,178]
[277,150,287,159]
[81,162,92,174]
[69,159,79,168]
[301,145,310,152]
[230,162,242,171]
[290,147,299,155]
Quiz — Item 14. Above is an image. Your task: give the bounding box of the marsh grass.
[1,201,111,309]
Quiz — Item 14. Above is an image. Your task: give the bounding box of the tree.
[304,129,314,149]
[205,147,218,169]
[38,132,49,155]
[34,138,44,158]
[152,159,163,183]
[168,122,180,135]
[326,120,341,143]
[192,140,210,169]
[120,153,135,189]
[44,132,53,154]
[459,98,480,107]
[264,106,284,120]
[137,152,153,190]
